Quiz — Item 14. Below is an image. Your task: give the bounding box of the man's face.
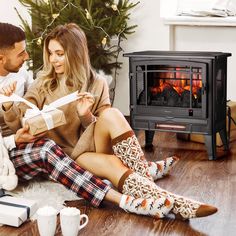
[1,40,29,74]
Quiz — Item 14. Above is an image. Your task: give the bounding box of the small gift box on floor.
[22,108,67,136]
[0,196,37,227]
[177,101,236,146]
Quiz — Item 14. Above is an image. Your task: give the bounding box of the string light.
[101,37,107,46]
[30,2,122,47]
[52,13,59,19]
[30,2,70,45]
[111,4,118,11]
[85,9,91,20]
[43,0,49,4]
[36,37,42,46]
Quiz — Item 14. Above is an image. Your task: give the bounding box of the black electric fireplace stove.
[124,51,231,160]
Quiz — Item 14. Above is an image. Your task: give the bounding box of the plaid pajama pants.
[9,138,111,207]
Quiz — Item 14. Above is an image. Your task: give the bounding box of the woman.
[1,23,217,220]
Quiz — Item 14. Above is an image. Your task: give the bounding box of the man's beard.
[4,61,22,73]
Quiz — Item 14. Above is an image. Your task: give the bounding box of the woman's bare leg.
[76,152,128,188]
[93,107,178,180]
[94,107,131,154]
[105,188,122,205]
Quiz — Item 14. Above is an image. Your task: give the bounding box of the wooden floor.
[1,130,236,236]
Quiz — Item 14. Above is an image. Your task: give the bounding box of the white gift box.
[0,196,38,227]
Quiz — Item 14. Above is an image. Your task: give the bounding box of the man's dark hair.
[0,22,25,50]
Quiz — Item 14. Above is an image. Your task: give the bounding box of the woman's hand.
[76,92,95,117]
[14,125,47,144]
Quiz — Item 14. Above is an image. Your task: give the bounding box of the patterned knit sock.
[148,156,180,180]
[120,172,217,220]
[112,130,153,181]
[119,194,174,219]
[112,130,178,181]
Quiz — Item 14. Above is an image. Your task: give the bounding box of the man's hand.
[14,125,47,144]
[0,81,17,110]
[0,81,17,96]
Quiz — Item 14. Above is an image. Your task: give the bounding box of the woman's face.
[48,39,65,74]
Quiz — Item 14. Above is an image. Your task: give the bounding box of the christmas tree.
[16,0,139,76]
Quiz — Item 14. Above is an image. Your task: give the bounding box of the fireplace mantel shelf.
[163,16,236,26]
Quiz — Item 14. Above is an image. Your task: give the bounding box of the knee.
[99,107,123,123]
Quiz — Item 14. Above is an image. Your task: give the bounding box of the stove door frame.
[130,59,208,124]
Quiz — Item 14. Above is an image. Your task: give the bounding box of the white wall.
[0,0,31,26]
[113,0,168,114]
[173,25,236,103]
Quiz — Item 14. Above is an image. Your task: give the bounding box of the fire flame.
[151,68,202,98]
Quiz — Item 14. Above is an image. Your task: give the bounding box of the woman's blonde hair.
[39,23,95,93]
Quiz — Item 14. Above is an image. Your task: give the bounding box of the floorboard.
[0,130,235,236]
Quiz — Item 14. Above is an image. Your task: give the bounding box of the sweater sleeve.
[90,75,111,117]
[79,111,97,128]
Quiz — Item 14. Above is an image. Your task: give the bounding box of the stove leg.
[145,130,155,150]
[219,128,229,151]
[204,134,217,160]
[134,130,139,138]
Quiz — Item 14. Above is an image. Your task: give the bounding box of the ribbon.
[23,105,57,130]
[0,91,79,130]
[0,200,30,219]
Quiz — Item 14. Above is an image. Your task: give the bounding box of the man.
[0,22,33,136]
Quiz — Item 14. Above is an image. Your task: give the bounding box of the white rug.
[6,180,79,220]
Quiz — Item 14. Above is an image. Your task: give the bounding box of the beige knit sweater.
[3,74,111,159]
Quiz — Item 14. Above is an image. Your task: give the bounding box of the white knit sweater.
[0,133,18,190]
[0,68,32,191]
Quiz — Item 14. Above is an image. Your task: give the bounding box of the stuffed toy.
[0,133,18,191]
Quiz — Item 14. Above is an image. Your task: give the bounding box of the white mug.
[60,207,89,236]
[37,206,58,236]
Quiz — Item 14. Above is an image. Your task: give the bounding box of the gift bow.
[23,105,57,130]
[0,91,79,130]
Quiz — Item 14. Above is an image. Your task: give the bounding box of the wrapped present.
[22,108,67,135]
[0,196,37,227]
[0,91,80,136]
[177,101,236,146]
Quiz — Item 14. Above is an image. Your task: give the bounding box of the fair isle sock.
[148,156,179,181]
[112,130,153,181]
[122,172,218,220]
[119,194,174,219]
